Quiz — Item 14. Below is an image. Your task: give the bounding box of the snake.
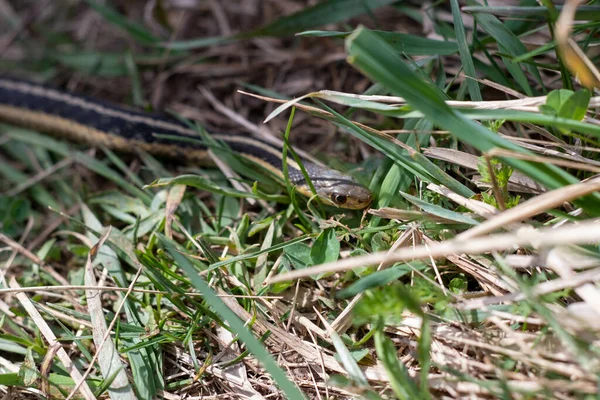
[0,77,373,209]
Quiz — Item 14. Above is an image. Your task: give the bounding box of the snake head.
[301,168,373,210]
[323,183,373,209]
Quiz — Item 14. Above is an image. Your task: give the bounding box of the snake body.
[0,77,372,209]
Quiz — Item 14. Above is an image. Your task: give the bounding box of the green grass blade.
[159,234,306,400]
[450,0,482,101]
[145,174,287,203]
[84,0,160,45]
[2,127,152,203]
[400,192,479,225]
[299,30,459,56]
[374,328,421,399]
[329,329,369,387]
[470,4,541,95]
[315,101,475,198]
[345,27,600,215]
[247,0,397,37]
[462,5,600,20]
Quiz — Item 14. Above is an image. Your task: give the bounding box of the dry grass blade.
[165,184,186,239]
[4,157,73,197]
[426,183,498,218]
[9,276,96,400]
[5,1,600,398]
[458,176,600,240]
[214,326,264,399]
[556,0,600,89]
[368,207,471,223]
[268,219,600,284]
[217,287,390,382]
[423,147,544,193]
[329,227,418,334]
[251,88,600,111]
[461,265,600,310]
[487,147,600,173]
[546,247,600,322]
[66,227,145,400]
[81,228,136,400]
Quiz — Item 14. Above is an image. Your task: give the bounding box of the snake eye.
[331,193,347,205]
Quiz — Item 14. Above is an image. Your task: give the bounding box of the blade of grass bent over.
[345,27,600,216]
[159,235,306,400]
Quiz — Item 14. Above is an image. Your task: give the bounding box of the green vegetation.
[1,1,600,399]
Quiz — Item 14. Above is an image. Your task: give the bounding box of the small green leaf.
[371,232,391,253]
[477,158,514,190]
[449,276,468,294]
[546,89,574,112]
[558,89,591,121]
[21,349,38,386]
[283,242,313,270]
[310,228,340,265]
[354,285,407,326]
[538,104,556,116]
